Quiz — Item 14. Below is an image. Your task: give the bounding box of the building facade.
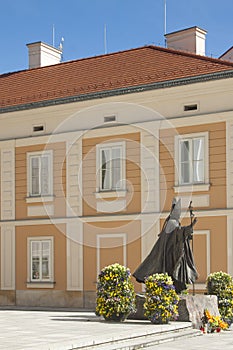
[1,27,233,308]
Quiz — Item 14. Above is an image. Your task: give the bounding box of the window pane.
[32,258,40,280]
[193,138,204,161]
[41,156,49,195]
[31,157,40,195]
[42,241,50,279]
[193,160,204,182]
[181,162,190,184]
[101,149,111,189]
[112,148,121,189]
[181,141,189,162]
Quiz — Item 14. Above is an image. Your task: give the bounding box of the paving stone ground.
[0,309,232,350]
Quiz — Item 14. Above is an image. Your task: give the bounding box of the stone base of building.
[0,290,97,309]
[0,291,16,306]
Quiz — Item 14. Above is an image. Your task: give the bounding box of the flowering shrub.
[96,263,136,320]
[200,309,228,333]
[144,273,179,324]
[206,271,233,325]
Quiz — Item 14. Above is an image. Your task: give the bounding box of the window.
[176,133,208,186]
[27,151,53,197]
[29,238,53,282]
[97,142,125,191]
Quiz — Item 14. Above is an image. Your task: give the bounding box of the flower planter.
[150,317,169,325]
[104,313,128,322]
[96,263,136,321]
[144,273,179,324]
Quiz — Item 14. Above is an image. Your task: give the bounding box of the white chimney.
[27,41,62,69]
[165,26,207,56]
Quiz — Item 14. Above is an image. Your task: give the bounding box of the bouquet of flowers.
[200,309,228,333]
[96,263,136,321]
[144,273,179,324]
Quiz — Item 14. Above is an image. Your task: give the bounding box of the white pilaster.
[227,216,233,276]
[1,142,15,220]
[66,220,83,291]
[1,224,15,290]
[66,135,83,217]
[140,122,160,213]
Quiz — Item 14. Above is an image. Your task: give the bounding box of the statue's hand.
[185,225,193,239]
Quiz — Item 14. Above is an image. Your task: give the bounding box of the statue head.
[164,198,181,233]
[170,198,181,220]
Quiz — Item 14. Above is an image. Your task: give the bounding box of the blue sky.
[1,0,233,74]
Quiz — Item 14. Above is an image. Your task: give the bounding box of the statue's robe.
[133,225,198,293]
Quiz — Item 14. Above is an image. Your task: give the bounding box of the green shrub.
[206,271,233,325]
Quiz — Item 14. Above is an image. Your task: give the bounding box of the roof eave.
[1,69,233,114]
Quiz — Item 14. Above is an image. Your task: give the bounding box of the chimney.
[27,41,62,69]
[165,26,207,56]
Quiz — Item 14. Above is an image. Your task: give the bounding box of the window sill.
[174,183,210,193]
[95,190,127,199]
[26,195,55,203]
[26,281,55,289]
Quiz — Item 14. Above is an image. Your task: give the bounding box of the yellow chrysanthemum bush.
[96,263,136,321]
[206,271,233,326]
[144,273,180,324]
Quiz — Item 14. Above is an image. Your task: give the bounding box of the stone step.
[73,325,202,350]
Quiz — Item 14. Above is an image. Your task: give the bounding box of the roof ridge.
[146,45,233,67]
[1,44,233,78]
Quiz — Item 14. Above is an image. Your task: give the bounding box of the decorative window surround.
[27,236,54,288]
[96,141,126,193]
[27,150,53,198]
[193,230,211,280]
[174,183,210,193]
[26,195,55,203]
[175,132,209,188]
[95,189,127,199]
[96,233,127,278]
[26,282,55,289]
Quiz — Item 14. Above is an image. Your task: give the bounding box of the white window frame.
[96,141,126,193]
[27,236,54,288]
[27,150,53,198]
[174,132,209,192]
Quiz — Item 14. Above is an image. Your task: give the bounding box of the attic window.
[184,104,198,112]
[104,115,116,123]
[33,125,45,133]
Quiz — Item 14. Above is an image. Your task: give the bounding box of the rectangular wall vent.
[184,104,198,111]
[33,125,45,133]
[104,115,116,123]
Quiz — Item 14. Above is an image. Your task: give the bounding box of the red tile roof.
[1,45,233,110]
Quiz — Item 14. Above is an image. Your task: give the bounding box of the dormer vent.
[104,115,116,123]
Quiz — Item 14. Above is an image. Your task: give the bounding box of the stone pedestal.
[129,293,220,329]
[177,294,219,328]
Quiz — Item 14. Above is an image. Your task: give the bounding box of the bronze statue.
[133,198,198,293]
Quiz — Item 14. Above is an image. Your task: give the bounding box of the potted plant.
[96,263,136,321]
[206,271,233,326]
[144,273,179,324]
